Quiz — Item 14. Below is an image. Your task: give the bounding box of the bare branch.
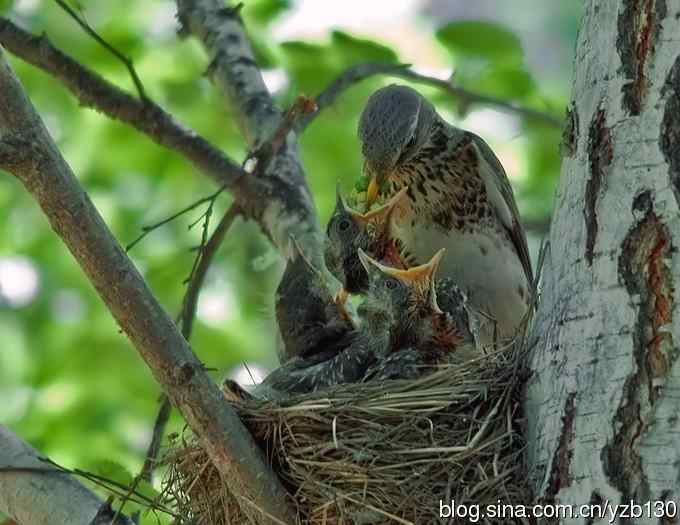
[125,186,226,252]
[180,205,241,338]
[297,62,564,131]
[132,203,241,507]
[0,425,132,525]
[0,50,296,525]
[176,0,277,146]
[247,95,318,176]
[0,17,245,187]
[139,396,172,486]
[176,0,338,283]
[52,0,147,100]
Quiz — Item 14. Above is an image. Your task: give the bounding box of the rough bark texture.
[0,50,295,524]
[526,1,680,522]
[0,426,131,525]
[176,0,333,278]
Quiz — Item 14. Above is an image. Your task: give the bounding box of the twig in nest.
[52,0,147,100]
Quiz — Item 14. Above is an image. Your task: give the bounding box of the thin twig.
[0,18,246,186]
[125,185,225,252]
[140,397,172,484]
[297,62,563,132]
[180,205,240,337]
[52,0,147,100]
[0,462,176,516]
[129,204,241,516]
[183,198,217,285]
[126,395,172,524]
[246,95,318,176]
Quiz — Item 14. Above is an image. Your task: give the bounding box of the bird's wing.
[466,131,534,286]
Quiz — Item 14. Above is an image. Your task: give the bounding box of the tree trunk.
[526,0,680,521]
[0,426,131,525]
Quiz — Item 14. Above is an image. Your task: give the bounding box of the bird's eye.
[384,278,399,290]
[406,134,417,150]
[338,219,351,232]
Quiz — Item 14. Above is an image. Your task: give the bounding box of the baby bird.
[358,84,533,342]
[255,249,475,399]
[254,294,393,400]
[357,248,475,364]
[325,186,408,294]
[275,239,354,363]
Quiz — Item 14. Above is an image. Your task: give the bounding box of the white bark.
[176,0,335,283]
[526,0,680,522]
[0,426,130,524]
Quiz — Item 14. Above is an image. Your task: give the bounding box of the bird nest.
[161,342,530,524]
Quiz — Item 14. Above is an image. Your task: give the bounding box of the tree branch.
[0,50,295,525]
[137,205,241,486]
[0,17,244,187]
[176,1,277,147]
[126,205,242,525]
[175,0,337,283]
[297,62,564,131]
[180,205,241,338]
[52,0,147,100]
[0,425,132,525]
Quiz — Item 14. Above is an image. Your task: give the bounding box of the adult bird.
[325,185,408,294]
[358,84,534,343]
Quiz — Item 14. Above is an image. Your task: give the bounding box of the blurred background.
[0,0,580,518]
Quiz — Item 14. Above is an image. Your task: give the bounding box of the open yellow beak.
[380,248,445,284]
[349,186,408,226]
[358,248,445,284]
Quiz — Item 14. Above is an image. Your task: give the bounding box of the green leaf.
[250,36,279,69]
[472,67,537,100]
[243,0,291,27]
[354,176,369,192]
[280,41,338,94]
[437,21,523,64]
[93,460,134,487]
[331,31,399,66]
[0,0,14,15]
[282,32,397,95]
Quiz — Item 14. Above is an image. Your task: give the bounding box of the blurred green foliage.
[0,0,577,521]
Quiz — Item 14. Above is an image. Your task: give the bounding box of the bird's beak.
[335,287,349,305]
[364,162,387,208]
[357,248,378,273]
[334,287,355,327]
[366,176,381,208]
[357,186,408,225]
[358,247,444,283]
[378,248,445,286]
